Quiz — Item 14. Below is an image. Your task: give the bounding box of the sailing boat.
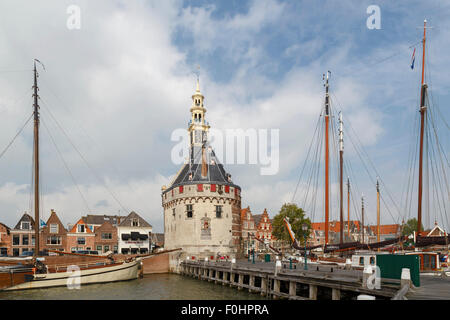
[0,60,141,291]
[285,72,405,256]
[412,20,450,249]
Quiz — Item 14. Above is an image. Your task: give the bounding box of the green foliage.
[272,203,311,244]
[402,218,424,236]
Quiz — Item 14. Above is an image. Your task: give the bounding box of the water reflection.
[0,274,266,300]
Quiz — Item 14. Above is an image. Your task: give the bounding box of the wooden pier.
[180,260,404,300]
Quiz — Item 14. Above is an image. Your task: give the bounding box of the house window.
[359,257,364,266]
[21,222,30,230]
[13,235,20,245]
[22,235,29,245]
[210,184,216,192]
[102,233,112,240]
[77,237,86,245]
[104,245,110,253]
[186,204,193,218]
[370,257,375,265]
[13,248,19,256]
[47,236,61,245]
[216,206,222,218]
[50,224,58,234]
[32,236,35,246]
[132,219,139,227]
[77,224,85,233]
[97,245,102,251]
[113,246,118,254]
[172,208,176,217]
[244,221,248,229]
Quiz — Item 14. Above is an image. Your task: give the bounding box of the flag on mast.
[410,47,416,69]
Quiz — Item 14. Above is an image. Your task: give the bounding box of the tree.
[402,218,424,237]
[272,203,311,244]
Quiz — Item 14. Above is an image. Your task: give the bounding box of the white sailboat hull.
[4,259,140,291]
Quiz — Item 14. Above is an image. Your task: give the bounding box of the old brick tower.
[162,80,242,269]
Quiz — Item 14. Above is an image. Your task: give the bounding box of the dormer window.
[50,224,58,234]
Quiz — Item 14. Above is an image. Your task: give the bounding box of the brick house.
[240,207,257,255]
[118,211,152,255]
[253,209,273,251]
[10,213,35,256]
[93,221,118,254]
[40,210,67,254]
[80,214,124,232]
[66,218,95,252]
[0,222,11,256]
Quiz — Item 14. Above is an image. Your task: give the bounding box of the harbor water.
[0,273,266,300]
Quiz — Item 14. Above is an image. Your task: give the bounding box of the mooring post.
[249,275,255,293]
[222,271,227,285]
[273,279,281,299]
[309,284,318,300]
[238,273,244,290]
[261,276,267,296]
[275,260,282,277]
[362,265,373,289]
[332,288,341,300]
[289,281,297,298]
[401,268,411,288]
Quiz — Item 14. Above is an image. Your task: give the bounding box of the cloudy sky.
[0,0,448,232]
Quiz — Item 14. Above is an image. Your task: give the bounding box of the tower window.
[215,206,222,218]
[186,204,193,218]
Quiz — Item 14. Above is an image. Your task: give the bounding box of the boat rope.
[41,116,92,214]
[39,99,129,214]
[0,112,33,161]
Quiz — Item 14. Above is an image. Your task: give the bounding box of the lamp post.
[252,240,255,264]
[302,224,308,270]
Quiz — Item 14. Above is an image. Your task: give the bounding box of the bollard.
[231,258,236,271]
[362,265,373,289]
[275,260,282,277]
[401,268,411,288]
[345,258,352,270]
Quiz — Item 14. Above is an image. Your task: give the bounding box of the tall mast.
[361,194,364,245]
[339,112,344,244]
[347,177,350,239]
[376,178,380,244]
[324,71,330,245]
[32,60,40,258]
[417,19,428,236]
